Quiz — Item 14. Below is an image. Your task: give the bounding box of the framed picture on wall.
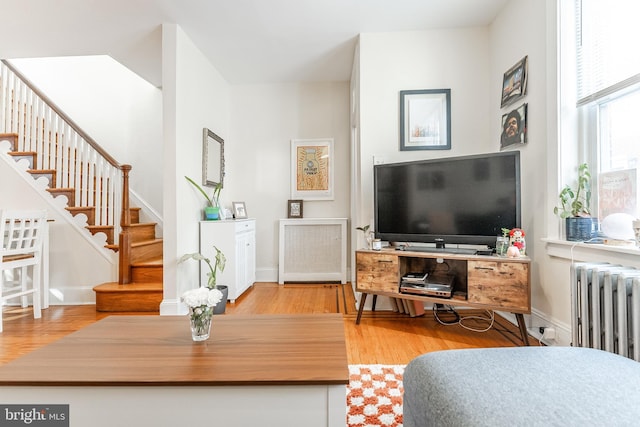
[500,103,528,149]
[290,138,334,200]
[400,89,451,151]
[501,56,528,108]
[287,200,303,218]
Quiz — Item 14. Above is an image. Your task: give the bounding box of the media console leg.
[355,293,368,325]
[515,313,530,346]
[371,295,377,311]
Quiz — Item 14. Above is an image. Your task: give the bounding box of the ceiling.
[0,0,509,86]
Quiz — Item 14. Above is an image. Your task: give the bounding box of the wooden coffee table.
[0,314,348,426]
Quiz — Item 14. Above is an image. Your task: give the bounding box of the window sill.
[543,238,640,268]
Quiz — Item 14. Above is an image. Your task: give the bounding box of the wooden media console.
[355,248,531,345]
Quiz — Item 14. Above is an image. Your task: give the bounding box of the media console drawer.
[356,252,398,293]
[467,260,530,312]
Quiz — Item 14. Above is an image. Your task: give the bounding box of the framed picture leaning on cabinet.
[287,200,303,218]
[232,201,248,219]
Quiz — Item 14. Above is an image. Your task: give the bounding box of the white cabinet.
[199,219,256,302]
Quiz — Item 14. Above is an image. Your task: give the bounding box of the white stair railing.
[0,59,127,238]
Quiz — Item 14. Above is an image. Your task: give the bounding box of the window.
[576,0,640,219]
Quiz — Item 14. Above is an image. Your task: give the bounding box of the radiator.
[571,262,640,361]
[278,218,347,284]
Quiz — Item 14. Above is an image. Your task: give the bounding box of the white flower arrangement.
[181,286,223,308]
[182,287,224,340]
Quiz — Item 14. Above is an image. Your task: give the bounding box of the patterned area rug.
[347,364,406,427]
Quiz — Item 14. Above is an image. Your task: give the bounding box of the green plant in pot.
[356,224,373,249]
[553,163,598,241]
[185,176,222,220]
[179,246,228,314]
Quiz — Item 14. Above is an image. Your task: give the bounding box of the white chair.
[0,209,47,332]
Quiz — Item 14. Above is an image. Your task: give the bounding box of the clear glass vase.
[189,305,214,341]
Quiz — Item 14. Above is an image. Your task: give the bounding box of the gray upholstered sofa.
[403,346,640,426]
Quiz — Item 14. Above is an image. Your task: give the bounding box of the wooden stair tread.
[67,206,96,226]
[0,133,19,151]
[132,257,163,267]
[9,152,37,168]
[48,188,76,206]
[28,168,56,174]
[87,225,113,231]
[132,238,163,248]
[94,282,163,292]
[9,151,36,156]
[93,281,163,312]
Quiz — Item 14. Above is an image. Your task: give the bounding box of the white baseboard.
[256,267,353,284]
[498,309,572,347]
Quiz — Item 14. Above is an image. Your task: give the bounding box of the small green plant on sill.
[185,176,222,208]
[179,246,226,289]
[553,163,592,219]
[501,228,510,238]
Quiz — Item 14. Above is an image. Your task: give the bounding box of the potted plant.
[356,224,374,249]
[553,163,598,241]
[179,245,228,314]
[185,176,222,220]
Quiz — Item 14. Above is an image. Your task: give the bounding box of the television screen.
[374,151,521,249]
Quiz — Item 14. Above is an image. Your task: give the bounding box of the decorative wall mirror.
[202,128,225,187]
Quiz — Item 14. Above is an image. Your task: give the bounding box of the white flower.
[181,287,223,308]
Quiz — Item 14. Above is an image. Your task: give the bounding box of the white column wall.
[160,24,231,314]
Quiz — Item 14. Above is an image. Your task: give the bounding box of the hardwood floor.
[0,282,536,366]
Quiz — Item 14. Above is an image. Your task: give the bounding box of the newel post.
[118,165,133,284]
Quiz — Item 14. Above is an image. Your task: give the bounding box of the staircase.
[0,60,163,312]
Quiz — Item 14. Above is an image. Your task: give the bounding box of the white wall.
[8,56,163,218]
[356,28,494,232]
[160,24,231,314]
[229,83,351,280]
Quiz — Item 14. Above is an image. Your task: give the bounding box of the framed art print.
[290,138,334,200]
[400,89,451,151]
[501,56,528,108]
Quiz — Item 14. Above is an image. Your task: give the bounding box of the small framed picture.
[500,103,528,149]
[501,56,528,108]
[232,201,248,219]
[287,199,303,218]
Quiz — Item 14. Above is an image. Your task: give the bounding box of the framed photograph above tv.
[400,89,451,151]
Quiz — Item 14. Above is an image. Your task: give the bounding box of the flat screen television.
[374,151,521,250]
